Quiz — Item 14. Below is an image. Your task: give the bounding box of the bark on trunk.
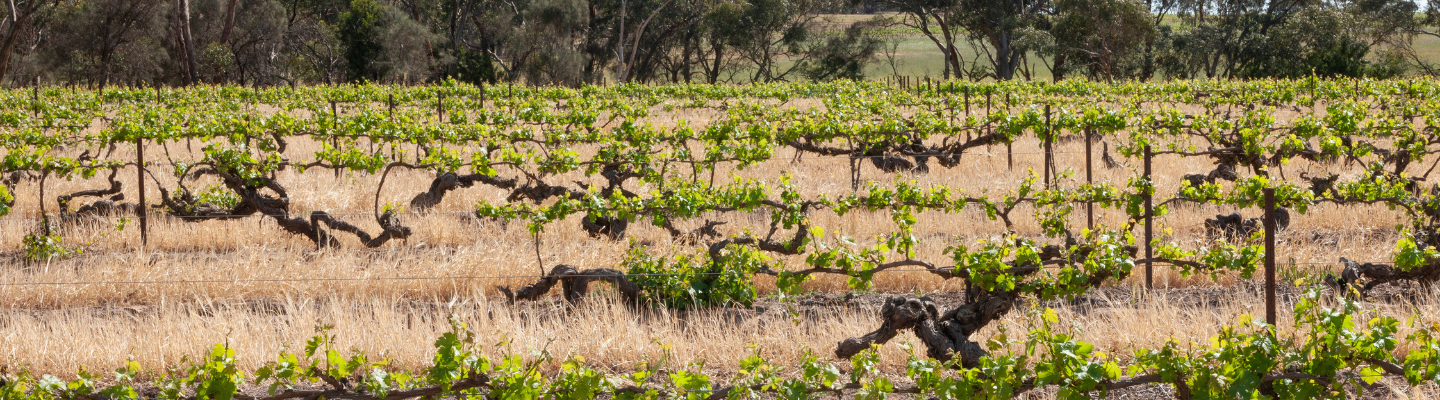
[180,0,199,85]
[499,265,642,305]
[219,0,239,45]
[0,1,32,83]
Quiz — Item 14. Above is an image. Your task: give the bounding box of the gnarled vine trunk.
[499,265,641,305]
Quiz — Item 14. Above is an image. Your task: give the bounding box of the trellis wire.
[0,262,1389,287]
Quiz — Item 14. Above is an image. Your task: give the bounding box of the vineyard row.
[4,80,1440,371]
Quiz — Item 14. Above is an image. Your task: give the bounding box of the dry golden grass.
[3,285,1439,397]
[0,101,1432,394]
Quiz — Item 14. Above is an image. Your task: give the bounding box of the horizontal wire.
[0,210,476,218]
[0,191,1074,221]
[3,198,1067,220]
[0,150,1105,167]
[0,262,1390,287]
[0,201,1393,222]
[0,268,939,286]
[0,211,483,222]
[848,151,1092,156]
[1278,261,1395,265]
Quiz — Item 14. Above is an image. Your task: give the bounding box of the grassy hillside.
[837,13,1440,81]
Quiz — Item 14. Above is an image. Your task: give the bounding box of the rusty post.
[1144,145,1153,289]
[1264,188,1277,326]
[137,137,148,247]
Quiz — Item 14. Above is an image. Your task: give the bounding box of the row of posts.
[864,86,1283,325]
[106,82,1282,326]
[1032,103,1277,326]
[119,85,461,248]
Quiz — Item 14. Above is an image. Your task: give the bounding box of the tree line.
[2,0,1438,87]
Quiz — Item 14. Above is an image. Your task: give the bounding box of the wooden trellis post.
[962,85,970,141]
[1005,93,1013,170]
[1144,145,1153,289]
[1043,104,1052,188]
[331,100,341,179]
[137,137,148,247]
[1085,128,1094,230]
[1264,188,1277,326]
[437,92,445,122]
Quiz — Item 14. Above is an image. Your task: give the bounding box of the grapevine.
[8,80,1440,388]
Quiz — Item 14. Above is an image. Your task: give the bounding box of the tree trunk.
[448,0,459,54]
[173,9,188,82]
[1052,52,1067,81]
[618,0,674,83]
[680,31,693,82]
[1139,39,1154,81]
[934,15,962,80]
[913,12,960,80]
[180,0,199,85]
[995,32,1016,80]
[707,41,723,84]
[0,2,33,83]
[616,0,625,82]
[220,0,239,45]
